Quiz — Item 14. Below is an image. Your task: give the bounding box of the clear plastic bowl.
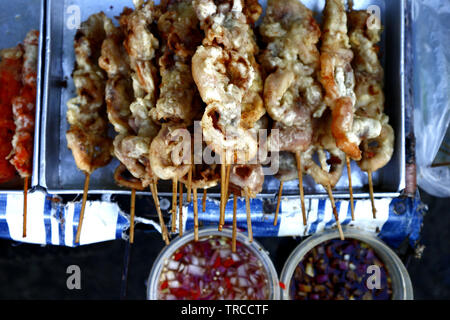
[279,227,413,300]
[147,227,280,300]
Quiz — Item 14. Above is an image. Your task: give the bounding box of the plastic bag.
[413,0,450,197]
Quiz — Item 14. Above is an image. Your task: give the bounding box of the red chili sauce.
[158,236,270,300]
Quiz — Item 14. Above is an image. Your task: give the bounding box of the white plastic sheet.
[413,0,450,197]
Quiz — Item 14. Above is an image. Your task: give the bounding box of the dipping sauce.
[290,239,393,300]
[157,236,270,300]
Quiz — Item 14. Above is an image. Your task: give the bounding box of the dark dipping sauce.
[290,239,393,300]
[158,236,270,300]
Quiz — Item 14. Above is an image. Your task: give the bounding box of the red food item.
[0,46,23,183]
[213,256,221,268]
[279,282,286,290]
[223,257,235,267]
[174,252,183,261]
[9,30,39,178]
[160,280,168,290]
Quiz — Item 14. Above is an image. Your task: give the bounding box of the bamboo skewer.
[219,152,226,231]
[129,188,136,244]
[22,176,29,238]
[75,173,90,244]
[150,182,170,245]
[295,151,307,226]
[179,181,183,237]
[346,156,355,220]
[368,169,377,219]
[187,164,192,203]
[325,183,345,240]
[318,153,344,240]
[171,177,178,233]
[202,188,207,212]
[193,188,199,241]
[232,192,237,252]
[244,187,253,243]
[274,181,283,226]
[220,163,232,231]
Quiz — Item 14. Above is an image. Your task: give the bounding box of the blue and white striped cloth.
[181,196,424,249]
[0,190,129,247]
[0,190,424,248]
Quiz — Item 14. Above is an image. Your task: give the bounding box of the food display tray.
[0,0,45,193]
[39,0,405,199]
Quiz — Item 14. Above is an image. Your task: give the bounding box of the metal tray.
[0,0,45,193]
[40,0,405,198]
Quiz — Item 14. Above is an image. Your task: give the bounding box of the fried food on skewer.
[149,0,204,228]
[116,1,173,242]
[192,0,265,164]
[348,10,395,218]
[7,31,39,237]
[192,0,265,230]
[303,113,346,239]
[67,13,113,175]
[319,0,384,225]
[99,18,145,191]
[260,0,324,226]
[117,1,161,189]
[0,46,23,184]
[9,31,39,179]
[320,0,382,161]
[349,10,394,173]
[66,13,114,244]
[259,0,325,124]
[99,17,147,242]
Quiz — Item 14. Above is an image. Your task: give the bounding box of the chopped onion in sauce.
[157,236,270,300]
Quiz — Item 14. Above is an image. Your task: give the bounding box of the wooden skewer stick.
[179,181,183,237]
[129,188,136,244]
[75,173,90,244]
[150,182,170,245]
[187,164,192,203]
[295,151,307,226]
[318,152,344,240]
[202,188,207,212]
[325,183,345,240]
[219,152,226,231]
[244,187,253,243]
[22,176,29,238]
[232,192,237,252]
[171,177,178,233]
[274,181,283,226]
[346,156,355,220]
[193,188,199,241]
[367,169,377,219]
[219,163,232,230]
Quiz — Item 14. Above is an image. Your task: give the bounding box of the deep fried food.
[0,46,23,183]
[192,0,265,163]
[66,12,113,174]
[348,10,394,172]
[259,0,325,128]
[114,1,161,187]
[9,30,39,178]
